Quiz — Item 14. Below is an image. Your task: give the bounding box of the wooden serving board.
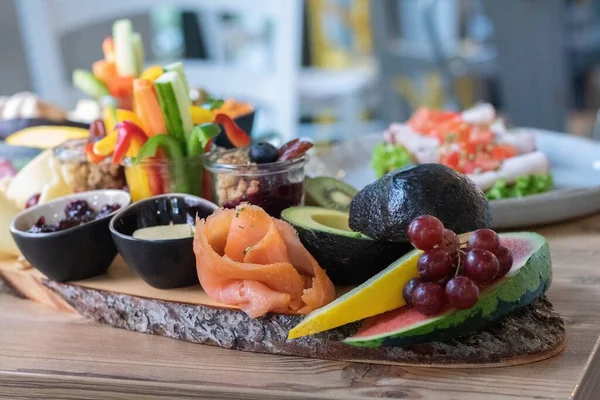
[0,256,566,368]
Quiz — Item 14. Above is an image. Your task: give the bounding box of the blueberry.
[65,200,92,220]
[97,204,121,218]
[249,142,279,164]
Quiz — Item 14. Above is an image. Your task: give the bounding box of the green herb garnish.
[485,174,554,200]
[371,143,413,178]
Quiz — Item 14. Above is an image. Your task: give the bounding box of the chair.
[14,0,303,141]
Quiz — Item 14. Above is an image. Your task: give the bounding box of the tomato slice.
[408,108,460,135]
[491,144,518,160]
[439,150,461,170]
[468,126,494,146]
[473,153,501,173]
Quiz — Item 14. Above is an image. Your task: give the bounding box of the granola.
[215,148,259,204]
[60,160,125,193]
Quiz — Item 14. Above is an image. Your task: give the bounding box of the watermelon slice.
[344,232,551,347]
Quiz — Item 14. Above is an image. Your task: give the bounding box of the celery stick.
[154,71,193,142]
[132,32,144,77]
[113,19,137,77]
[164,62,190,95]
[73,69,110,99]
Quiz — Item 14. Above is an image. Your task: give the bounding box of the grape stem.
[454,250,462,277]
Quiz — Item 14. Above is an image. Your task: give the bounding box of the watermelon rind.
[344,232,551,348]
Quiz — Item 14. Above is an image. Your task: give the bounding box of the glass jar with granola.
[204,139,312,217]
[53,139,126,193]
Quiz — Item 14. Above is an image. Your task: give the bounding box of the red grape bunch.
[403,216,514,316]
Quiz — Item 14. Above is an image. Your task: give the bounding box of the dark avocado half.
[281,206,412,285]
[349,164,492,242]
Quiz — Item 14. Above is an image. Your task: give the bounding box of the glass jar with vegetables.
[71,19,263,202]
[123,122,221,201]
[82,57,252,202]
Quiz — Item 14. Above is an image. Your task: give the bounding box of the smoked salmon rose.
[193,204,336,317]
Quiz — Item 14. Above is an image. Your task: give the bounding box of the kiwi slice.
[304,177,358,212]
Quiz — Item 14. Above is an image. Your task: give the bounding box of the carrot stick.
[102,37,115,62]
[93,60,117,83]
[133,78,167,136]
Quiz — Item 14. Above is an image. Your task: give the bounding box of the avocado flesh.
[349,164,492,242]
[282,207,412,285]
[285,207,361,238]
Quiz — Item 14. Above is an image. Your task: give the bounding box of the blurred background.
[2,0,600,141]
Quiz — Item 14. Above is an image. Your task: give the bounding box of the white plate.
[308,129,600,229]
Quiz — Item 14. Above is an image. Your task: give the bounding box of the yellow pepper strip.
[116,109,146,133]
[190,106,215,125]
[140,65,164,82]
[124,164,151,202]
[103,106,117,134]
[93,131,118,156]
[126,139,144,158]
[103,106,147,133]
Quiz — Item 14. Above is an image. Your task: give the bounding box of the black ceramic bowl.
[9,190,131,282]
[213,110,256,148]
[0,118,89,140]
[109,194,218,289]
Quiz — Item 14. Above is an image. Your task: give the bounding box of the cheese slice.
[39,156,71,204]
[5,150,55,208]
[0,192,21,257]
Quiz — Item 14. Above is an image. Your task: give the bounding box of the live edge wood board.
[0,255,565,368]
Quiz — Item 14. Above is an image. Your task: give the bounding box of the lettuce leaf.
[485,174,554,200]
[371,143,412,178]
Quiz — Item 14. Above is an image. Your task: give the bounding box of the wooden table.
[1,215,599,400]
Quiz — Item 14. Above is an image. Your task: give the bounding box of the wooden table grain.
[1,214,600,400]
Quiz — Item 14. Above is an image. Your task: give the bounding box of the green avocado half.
[281,206,412,286]
[345,232,551,347]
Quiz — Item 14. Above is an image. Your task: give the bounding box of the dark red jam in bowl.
[28,200,121,233]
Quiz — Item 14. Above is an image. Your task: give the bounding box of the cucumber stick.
[113,19,138,77]
[154,71,193,142]
[132,32,144,77]
[73,69,110,99]
[164,62,190,95]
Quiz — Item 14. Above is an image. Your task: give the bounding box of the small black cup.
[10,190,131,282]
[109,194,218,289]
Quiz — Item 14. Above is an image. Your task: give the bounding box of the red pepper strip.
[147,162,165,196]
[204,137,213,153]
[112,121,148,166]
[214,113,250,148]
[85,143,108,163]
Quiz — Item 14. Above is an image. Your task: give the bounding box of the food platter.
[0,18,572,374]
[309,129,600,229]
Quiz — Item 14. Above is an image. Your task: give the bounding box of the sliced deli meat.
[467,151,550,191]
[385,124,439,164]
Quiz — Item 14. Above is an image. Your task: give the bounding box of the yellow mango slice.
[288,251,420,339]
[6,126,89,149]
